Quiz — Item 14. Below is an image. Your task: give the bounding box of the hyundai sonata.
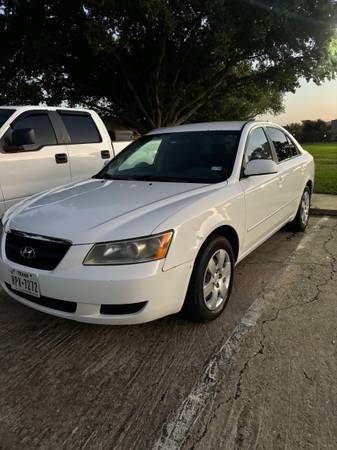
[0,121,314,324]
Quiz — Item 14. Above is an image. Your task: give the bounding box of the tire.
[184,235,234,322]
[288,186,311,232]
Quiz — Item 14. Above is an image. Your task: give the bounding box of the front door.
[240,126,284,253]
[0,111,71,209]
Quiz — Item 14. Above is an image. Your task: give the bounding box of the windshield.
[95,131,240,184]
[0,109,16,128]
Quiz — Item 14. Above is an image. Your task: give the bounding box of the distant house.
[331,120,337,141]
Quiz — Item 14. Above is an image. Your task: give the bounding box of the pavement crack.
[155,220,337,450]
[303,370,314,382]
[189,395,234,449]
[232,222,337,406]
[322,222,337,280]
[234,360,250,400]
[233,346,263,401]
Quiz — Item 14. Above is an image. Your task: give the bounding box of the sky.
[259,78,337,125]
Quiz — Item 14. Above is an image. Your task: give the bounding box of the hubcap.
[203,249,232,311]
[301,191,310,225]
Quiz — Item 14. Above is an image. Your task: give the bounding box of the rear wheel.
[184,236,234,321]
[289,186,311,232]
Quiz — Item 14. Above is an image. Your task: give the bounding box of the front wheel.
[289,186,311,232]
[183,236,234,322]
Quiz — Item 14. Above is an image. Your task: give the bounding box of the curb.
[310,208,337,217]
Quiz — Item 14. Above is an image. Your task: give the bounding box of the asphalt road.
[0,218,334,450]
[180,216,337,450]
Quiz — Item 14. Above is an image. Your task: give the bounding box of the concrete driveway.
[0,217,336,450]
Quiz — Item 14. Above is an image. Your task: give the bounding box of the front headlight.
[83,231,173,265]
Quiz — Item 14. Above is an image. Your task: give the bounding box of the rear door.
[240,126,283,252]
[266,127,305,218]
[0,110,71,209]
[57,110,112,182]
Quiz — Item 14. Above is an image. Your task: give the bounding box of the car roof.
[147,121,247,134]
[146,120,282,135]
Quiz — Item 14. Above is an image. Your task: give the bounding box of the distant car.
[0,106,131,215]
[0,121,314,325]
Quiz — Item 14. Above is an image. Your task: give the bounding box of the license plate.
[9,269,40,298]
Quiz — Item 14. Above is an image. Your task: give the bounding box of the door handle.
[101,150,110,159]
[55,153,68,164]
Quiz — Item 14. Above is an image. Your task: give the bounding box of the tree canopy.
[0,0,336,133]
[286,119,332,142]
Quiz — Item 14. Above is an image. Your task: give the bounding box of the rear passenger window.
[60,113,101,144]
[12,114,57,147]
[245,127,273,162]
[286,136,299,157]
[267,127,298,162]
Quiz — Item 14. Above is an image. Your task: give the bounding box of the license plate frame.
[9,269,41,298]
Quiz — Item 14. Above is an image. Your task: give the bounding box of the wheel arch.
[199,225,240,262]
[306,179,313,195]
[182,224,238,319]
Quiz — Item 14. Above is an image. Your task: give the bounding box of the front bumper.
[0,241,193,325]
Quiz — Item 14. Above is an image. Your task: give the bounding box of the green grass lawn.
[303,143,337,195]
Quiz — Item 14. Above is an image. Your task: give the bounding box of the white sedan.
[0,121,314,324]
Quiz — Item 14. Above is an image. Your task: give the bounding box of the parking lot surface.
[0,217,336,450]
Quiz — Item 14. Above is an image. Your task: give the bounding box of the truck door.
[57,110,112,182]
[0,110,71,210]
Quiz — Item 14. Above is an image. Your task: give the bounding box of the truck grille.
[5,230,71,271]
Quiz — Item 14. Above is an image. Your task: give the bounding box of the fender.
[153,186,245,271]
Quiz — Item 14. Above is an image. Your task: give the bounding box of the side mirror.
[244,159,278,177]
[12,128,36,146]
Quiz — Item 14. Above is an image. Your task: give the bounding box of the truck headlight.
[83,231,173,265]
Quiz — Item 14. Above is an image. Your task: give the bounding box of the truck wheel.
[184,236,234,321]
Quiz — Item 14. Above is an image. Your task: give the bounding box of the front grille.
[5,283,77,313]
[100,302,147,315]
[5,230,71,270]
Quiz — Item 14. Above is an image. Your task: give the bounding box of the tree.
[285,122,304,141]
[301,119,331,141]
[0,0,336,133]
[285,120,331,142]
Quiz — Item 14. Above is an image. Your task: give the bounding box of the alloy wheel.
[203,249,232,311]
[301,190,310,225]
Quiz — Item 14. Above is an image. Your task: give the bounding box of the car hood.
[6,178,211,243]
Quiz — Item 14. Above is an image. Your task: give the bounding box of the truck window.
[12,113,57,147]
[0,109,16,128]
[59,113,102,144]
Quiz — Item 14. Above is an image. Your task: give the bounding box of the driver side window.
[245,128,273,163]
[1,113,57,152]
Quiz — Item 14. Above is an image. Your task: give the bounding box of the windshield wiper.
[93,174,210,183]
[92,174,138,181]
[120,175,192,182]
[93,174,174,182]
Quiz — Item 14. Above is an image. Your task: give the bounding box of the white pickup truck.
[0,106,132,215]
